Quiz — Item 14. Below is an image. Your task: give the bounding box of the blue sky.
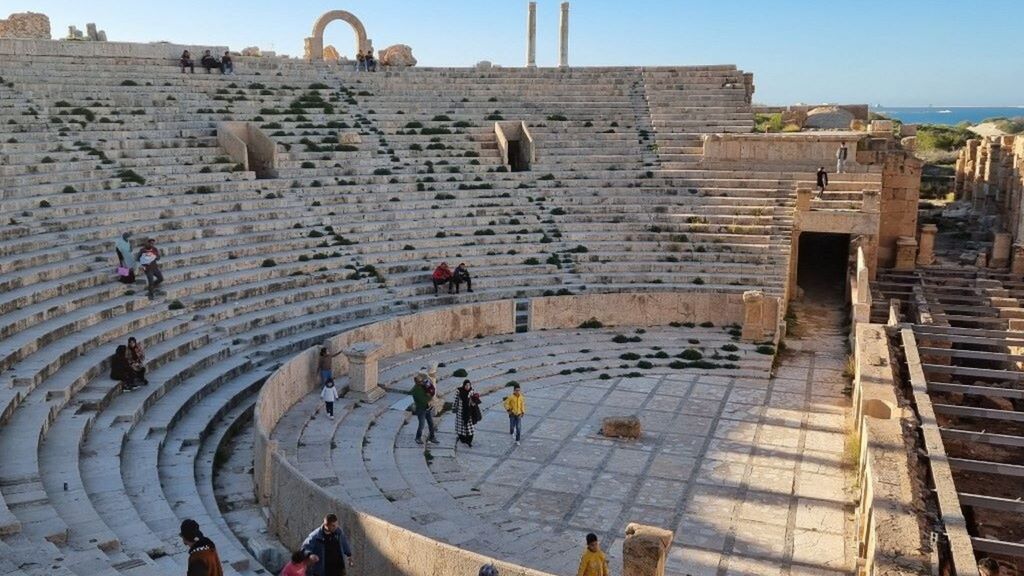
[11,0,1024,106]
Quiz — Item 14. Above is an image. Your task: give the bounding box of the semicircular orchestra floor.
[270,323,855,576]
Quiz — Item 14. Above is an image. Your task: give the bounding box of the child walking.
[321,378,339,419]
[503,384,525,445]
[577,533,609,576]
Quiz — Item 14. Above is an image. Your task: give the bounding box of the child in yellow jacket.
[502,384,525,445]
[577,533,609,576]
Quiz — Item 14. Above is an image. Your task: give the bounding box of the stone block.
[623,523,673,576]
[602,416,641,439]
[242,46,261,57]
[894,236,917,271]
[86,23,98,40]
[378,44,416,67]
[344,341,385,404]
[917,223,937,265]
[979,395,1013,412]
[475,60,492,70]
[990,231,1011,268]
[339,132,362,145]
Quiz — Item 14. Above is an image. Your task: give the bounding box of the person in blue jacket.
[301,514,353,576]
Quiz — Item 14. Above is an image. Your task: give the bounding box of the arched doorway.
[304,10,371,61]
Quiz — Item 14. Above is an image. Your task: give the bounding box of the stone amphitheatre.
[1,6,1023,576]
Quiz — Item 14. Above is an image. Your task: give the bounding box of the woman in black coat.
[110,344,137,390]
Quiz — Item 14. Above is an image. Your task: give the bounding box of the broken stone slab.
[601,415,641,439]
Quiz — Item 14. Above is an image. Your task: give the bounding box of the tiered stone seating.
[0,48,815,576]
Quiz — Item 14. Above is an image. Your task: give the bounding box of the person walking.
[127,337,148,385]
[318,347,333,386]
[503,384,525,445]
[321,378,339,420]
[815,166,829,199]
[136,237,164,298]
[576,533,609,576]
[453,379,480,447]
[301,513,354,576]
[411,373,439,445]
[114,232,136,284]
[835,142,848,174]
[179,519,224,576]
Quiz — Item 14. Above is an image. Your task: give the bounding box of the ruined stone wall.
[877,152,922,267]
[955,135,1024,243]
[0,12,50,39]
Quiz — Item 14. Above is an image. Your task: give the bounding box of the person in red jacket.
[432,262,453,296]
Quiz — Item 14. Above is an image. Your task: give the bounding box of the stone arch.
[304,10,371,61]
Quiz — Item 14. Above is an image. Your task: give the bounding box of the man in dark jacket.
[411,373,439,445]
[179,519,224,576]
[453,262,473,293]
[815,166,829,198]
[301,514,354,576]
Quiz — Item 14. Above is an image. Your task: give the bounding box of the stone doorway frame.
[305,10,371,61]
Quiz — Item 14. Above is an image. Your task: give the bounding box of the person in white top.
[321,378,339,419]
[836,142,849,174]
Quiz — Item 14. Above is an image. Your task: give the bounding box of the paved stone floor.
[417,310,856,576]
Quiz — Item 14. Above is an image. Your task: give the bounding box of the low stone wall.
[851,324,930,575]
[255,300,514,501]
[528,291,755,331]
[702,132,862,165]
[0,38,227,59]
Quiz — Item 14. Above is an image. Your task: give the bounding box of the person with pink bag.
[114,232,136,284]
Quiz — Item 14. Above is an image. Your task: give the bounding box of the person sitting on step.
[220,51,234,74]
[180,50,195,73]
[453,262,473,293]
[364,50,377,72]
[200,50,220,74]
[110,344,139,391]
[432,262,453,295]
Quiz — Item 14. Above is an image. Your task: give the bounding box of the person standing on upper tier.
[836,142,849,174]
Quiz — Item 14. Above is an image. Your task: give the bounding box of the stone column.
[526,2,537,68]
[344,342,386,403]
[558,2,570,68]
[991,232,1012,268]
[894,236,917,271]
[917,224,937,266]
[741,290,765,342]
[623,523,673,576]
[1011,243,1024,274]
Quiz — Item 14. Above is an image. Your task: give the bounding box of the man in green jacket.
[411,373,439,444]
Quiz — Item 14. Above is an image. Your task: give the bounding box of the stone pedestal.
[526,2,537,68]
[558,2,569,68]
[623,523,673,576]
[894,236,917,271]
[344,342,385,403]
[796,188,811,212]
[917,224,937,265]
[741,290,765,342]
[990,232,1011,268]
[861,189,879,213]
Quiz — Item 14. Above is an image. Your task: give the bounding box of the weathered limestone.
[558,2,569,68]
[343,342,386,403]
[339,132,362,145]
[990,231,1012,268]
[741,290,766,341]
[305,10,370,61]
[917,223,937,265]
[0,12,50,39]
[378,44,417,68]
[241,46,261,57]
[323,45,340,62]
[601,416,641,439]
[894,236,918,271]
[804,106,854,130]
[526,2,537,68]
[1012,243,1024,274]
[622,524,672,576]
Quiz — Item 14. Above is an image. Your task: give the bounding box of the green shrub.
[452,368,468,377]
[62,185,77,194]
[579,318,604,329]
[168,300,185,310]
[916,124,973,152]
[637,360,654,369]
[756,345,776,355]
[620,353,641,361]
[38,199,51,208]
[678,349,702,361]
[261,258,277,267]
[721,344,738,352]
[523,257,540,265]
[120,79,138,86]
[115,169,146,185]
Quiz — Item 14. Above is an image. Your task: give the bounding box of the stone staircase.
[0,49,836,576]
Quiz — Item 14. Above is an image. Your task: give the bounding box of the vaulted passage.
[797,232,850,301]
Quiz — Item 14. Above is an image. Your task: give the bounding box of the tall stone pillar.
[526,2,537,68]
[559,2,570,68]
[344,342,386,403]
[917,224,937,266]
[991,232,1012,268]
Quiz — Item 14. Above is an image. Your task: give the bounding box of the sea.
[872,106,1024,126]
